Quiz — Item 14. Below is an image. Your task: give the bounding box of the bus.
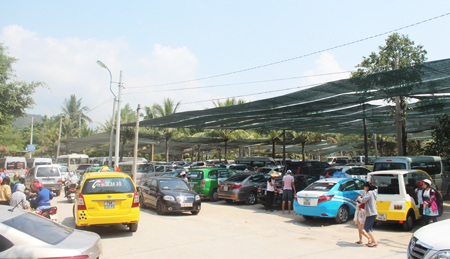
[56,153,89,172]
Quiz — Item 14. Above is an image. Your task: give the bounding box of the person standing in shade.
[415,181,424,224]
[422,179,439,224]
[357,182,378,247]
[265,172,279,213]
[0,176,12,205]
[282,170,296,214]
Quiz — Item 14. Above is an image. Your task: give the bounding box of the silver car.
[25,165,63,196]
[0,206,102,258]
[218,173,266,205]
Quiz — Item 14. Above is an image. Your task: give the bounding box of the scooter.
[28,192,58,221]
[66,183,77,203]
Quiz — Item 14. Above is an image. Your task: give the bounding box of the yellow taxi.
[73,171,140,232]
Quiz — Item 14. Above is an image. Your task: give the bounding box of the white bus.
[56,153,89,172]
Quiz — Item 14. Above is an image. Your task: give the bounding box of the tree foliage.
[0,42,45,125]
[424,114,450,157]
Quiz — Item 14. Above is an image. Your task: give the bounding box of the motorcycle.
[66,183,77,203]
[28,191,58,221]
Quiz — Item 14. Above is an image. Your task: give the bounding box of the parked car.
[368,170,443,231]
[218,173,266,205]
[186,161,208,169]
[257,174,317,208]
[187,168,237,201]
[25,165,63,196]
[74,171,140,232]
[407,219,450,259]
[55,164,70,181]
[139,177,201,215]
[283,160,330,177]
[256,166,282,176]
[160,171,183,177]
[75,164,94,177]
[294,177,366,223]
[234,156,279,168]
[319,166,371,180]
[326,156,350,165]
[118,161,158,187]
[0,206,102,258]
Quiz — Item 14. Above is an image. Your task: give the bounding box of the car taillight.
[218,184,222,188]
[132,191,139,207]
[38,256,89,259]
[200,179,205,188]
[318,195,334,204]
[78,193,87,210]
[231,184,242,189]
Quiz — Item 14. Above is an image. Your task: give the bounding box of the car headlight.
[163,195,175,201]
[430,250,450,259]
[195,195,200,201]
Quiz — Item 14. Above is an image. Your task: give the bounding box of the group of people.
[416,179,440,224]
[264,169,296,214]
[0,172,54,213]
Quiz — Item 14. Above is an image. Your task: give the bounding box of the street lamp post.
[97,60,116,167]
[114,71,124,168]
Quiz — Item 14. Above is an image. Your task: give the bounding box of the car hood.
[56,229,102,255]
[414,219,450,250]
[161,189,197,196]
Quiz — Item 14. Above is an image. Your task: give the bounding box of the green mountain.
[12,114,44,130]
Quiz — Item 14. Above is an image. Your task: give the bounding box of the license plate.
[303,199,310,206]
[223,185,228,191]
[181,203,193,207]
[104,201,115,209]
[377,213,386,221]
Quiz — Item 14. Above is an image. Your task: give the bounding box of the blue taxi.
[294,177,366,223]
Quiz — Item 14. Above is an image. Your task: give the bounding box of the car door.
[339,180,359,213]
[148,179,158,207]
[140,180,151,206]
[208,171,218,191]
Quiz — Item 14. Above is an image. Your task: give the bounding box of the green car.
[187,168,237,201]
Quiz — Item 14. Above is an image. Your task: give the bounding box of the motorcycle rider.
[30,183,53,213]
[9,184,28,210]
[65,171,78,197]
[12,175,27,193]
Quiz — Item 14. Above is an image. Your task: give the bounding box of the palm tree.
[119,104,139,161]
[152,98,181,162]
[61,94,92,128]
[213,98,246,107]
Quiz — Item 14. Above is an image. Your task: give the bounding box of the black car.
[138,177,201,215]
[282,161,330,177]
[257,174,317,208]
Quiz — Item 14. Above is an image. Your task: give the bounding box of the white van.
[27,158,52,168]
[373,156,450,198]
[0,156,27,178]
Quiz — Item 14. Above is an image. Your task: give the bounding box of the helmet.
[417,181,423,187]
[423,179,432,186]
[34,183,44,189]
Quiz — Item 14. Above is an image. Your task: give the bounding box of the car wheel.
[55,190,61,197]
[191,210,200,215]
[139,195,146,208]
[129,222,138,232]
[303,215,314,220]
[156,201,164,215]
[245,192,257,205]
[210,189,219,202]
[403,212,414,231]
[225,199,233,203]
[335,205,349,224]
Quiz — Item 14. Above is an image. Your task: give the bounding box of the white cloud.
[302,53,350,87]
[1,25,209,127]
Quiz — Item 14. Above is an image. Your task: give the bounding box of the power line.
[86,96,114,114]
[124,71,351,94]
[131,12,450,88]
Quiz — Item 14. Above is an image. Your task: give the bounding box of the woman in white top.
[265,172,278,213]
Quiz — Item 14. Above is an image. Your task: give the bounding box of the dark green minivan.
[187,168,236,201]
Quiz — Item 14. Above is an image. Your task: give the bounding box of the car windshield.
[36,167,60,177]
[159,179,189,190]
[2,212,73,245]
[187,171,203,180]
[82,177,135,194]
[226,173,251,182]
[304,182,336,191]
[373,162,406,171]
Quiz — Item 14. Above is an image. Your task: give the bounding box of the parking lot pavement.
[55,195,450,259]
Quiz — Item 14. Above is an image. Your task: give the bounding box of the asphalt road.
[54,195,450,259]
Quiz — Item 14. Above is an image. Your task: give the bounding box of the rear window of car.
[6,162,25,170]
[304,182,336,191]
[2,212,73,245]
[81,177,135,194]
[36,167,60,177]
[371,174,400,194]
[373,162,406,171]
[226,173,251,182]
[187,171,204,180]
[35,162,52,166]
[76,165,91,170]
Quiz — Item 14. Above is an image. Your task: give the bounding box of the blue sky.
[1,1,450,128]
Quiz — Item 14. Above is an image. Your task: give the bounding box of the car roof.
[84,171,131,179]
[368,169,424,175]
[312,178,355,184]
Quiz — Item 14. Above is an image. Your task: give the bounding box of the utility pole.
[56,116,63,159]
[114,71,123,168]
[29,117,34,158]
[394,58,403,156]
[132,104,141,184]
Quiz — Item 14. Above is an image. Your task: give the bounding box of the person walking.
[353,196,371,245]
[357,182,378,247]
[282,170,296,214]
[422,179,439,224]
[0,176,12,205]
[9,184,28,210]
[265,172,278,213]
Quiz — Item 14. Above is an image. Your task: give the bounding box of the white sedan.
[407,219,450,259]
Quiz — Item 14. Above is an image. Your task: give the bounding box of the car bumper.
[162,200,201,212]
[218,190,246,201]
[44,184,62,192]
[75,208,140,226]
[293,200,340,218]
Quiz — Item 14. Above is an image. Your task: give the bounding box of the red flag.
[325,172,329,178]
[115,166,120,172]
